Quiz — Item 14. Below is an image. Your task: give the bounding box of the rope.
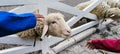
[33,29,39,47]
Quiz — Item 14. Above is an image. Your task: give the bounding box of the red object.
[92,39,120,53]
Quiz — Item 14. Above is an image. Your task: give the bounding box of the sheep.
[75,0,120,21]
[105,0,120,8]
[17,13,71,40]
[73,0,120,37]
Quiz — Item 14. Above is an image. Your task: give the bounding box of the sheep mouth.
[63,33,71,37]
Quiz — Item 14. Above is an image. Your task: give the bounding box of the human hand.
[85,40,96,50]
[34,14,44,22]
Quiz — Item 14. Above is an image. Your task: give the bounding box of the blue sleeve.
[0,11,36,37]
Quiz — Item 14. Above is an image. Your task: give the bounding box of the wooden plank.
[0,36,64,54]
[83,0,102,12]
[0,35,34,45]
[0,0,38,6]
[72,21,98,35]
[0,0,60,6]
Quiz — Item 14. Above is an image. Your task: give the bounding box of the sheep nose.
[66,30,71,35]
[67,30,71,34]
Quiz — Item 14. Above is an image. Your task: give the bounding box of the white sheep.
[17,13,71,40]
[105,0,120,8]
[75,0,120,21]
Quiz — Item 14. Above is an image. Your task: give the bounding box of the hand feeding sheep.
[17,13,71,40]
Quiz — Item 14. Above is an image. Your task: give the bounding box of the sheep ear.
[41,24,48,39]
[110,14,115,18]
[116,7,119,9]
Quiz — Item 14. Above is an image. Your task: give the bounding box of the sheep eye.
[51,21,56,24]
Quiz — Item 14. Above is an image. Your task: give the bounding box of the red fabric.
[91,39,120,53]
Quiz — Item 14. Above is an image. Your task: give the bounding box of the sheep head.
[41,13,71,38]
[106,8,120,21]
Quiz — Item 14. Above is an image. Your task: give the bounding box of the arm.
[0,11,37,36]
[91,39,120,53]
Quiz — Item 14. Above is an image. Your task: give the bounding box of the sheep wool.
[75,0,110,19]
[105,0,120,8]
[75,0,120,20]
[17,21,44,40]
